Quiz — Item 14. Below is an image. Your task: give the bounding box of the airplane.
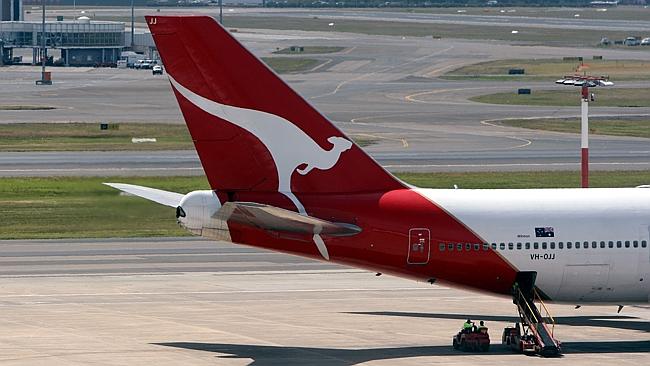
[106,15,650,357]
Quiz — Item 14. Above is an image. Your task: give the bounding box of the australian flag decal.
[535,227,555,238]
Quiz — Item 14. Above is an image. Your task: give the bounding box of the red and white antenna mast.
[556,74,614,188]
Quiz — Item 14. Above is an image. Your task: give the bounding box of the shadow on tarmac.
[346,311,650,333]
[155,340,650,365]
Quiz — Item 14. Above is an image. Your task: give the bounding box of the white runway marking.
[0,287,444,299]
[311,46,454,99]
[0,167,203,173]
[383,162,650,169]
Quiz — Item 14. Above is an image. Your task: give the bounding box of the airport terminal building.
[1,0,127,65]
[0,18,125,65]
[1,0,23,21]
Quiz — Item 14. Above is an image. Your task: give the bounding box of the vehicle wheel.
[453,338,459,350]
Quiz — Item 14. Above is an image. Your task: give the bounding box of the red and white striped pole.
[581,85,589,188]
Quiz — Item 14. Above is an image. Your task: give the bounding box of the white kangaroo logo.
[169,76,353,260]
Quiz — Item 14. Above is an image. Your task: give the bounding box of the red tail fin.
[147,15,402,196]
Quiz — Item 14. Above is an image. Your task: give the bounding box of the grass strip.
[260,57,323,73]
[497,117,650,139]
[443,59,650,82]
[273,46,345,54]
[1,171,649,240]
[0,123,375,151]
[0,123,194,151]
[471,88,650,107]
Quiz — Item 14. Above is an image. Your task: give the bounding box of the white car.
[641,37,650,45]
[152,65,164,75]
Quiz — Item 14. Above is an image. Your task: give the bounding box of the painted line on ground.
[0,167,204,173]
[311,46,454,99]
[0,287,445,298]
[383,162,650,168]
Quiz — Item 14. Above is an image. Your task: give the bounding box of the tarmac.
[0,237,648,365]
[1,30,650,174]
[1,8,649,366]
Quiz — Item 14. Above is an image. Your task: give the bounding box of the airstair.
[511,273,561,357]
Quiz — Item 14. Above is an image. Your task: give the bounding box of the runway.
[231,8,650,32]
[2,30,650,174]
[47,7,650,32]
[1,139,650,177]
[0,237,648,365]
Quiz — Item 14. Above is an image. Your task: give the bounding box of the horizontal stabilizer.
[104,183,183,208]
[215,202,361,237]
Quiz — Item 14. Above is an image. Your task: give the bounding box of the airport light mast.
[131,0,135,48]
[219,0,223,24]
[555,74,614,188]
[36,0,51,85]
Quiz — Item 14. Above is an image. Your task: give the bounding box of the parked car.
[624,37,640,46]
[641,38,650,46]
[152,65,164,75]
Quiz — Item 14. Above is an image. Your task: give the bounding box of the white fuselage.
[419,188,650,304]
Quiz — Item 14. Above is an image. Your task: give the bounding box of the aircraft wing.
[215,201,361,237]
[103,183,183,208]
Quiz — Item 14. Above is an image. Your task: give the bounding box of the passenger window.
[567,241,572,249]
[642,241,648,248]
[542,242,547,250]
[457,243,463,251]
[491,243,497,250]
[576,242,581,249]
[525,242,531,250]
[558,242,564,249]
[533,242,539,249]
[608,241,614,248]
[625,241,630,248]
[483,243,489,251]
[508,243,514,250]
[474,244,480,251]
[584,241,589,249]
[617,241,622,248]
[500,243,505,250]
[465,243,471,251]
[592,241,597,249]
[439,243,445,251]
[633,241,639,248]
[550,242,555,249]
[448,243,454,251]
[600,241,606,248]
[516,242,522,250]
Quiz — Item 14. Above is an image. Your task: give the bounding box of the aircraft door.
[647,225,650,261]
[407,228,430,265]
[557,264,610,302]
